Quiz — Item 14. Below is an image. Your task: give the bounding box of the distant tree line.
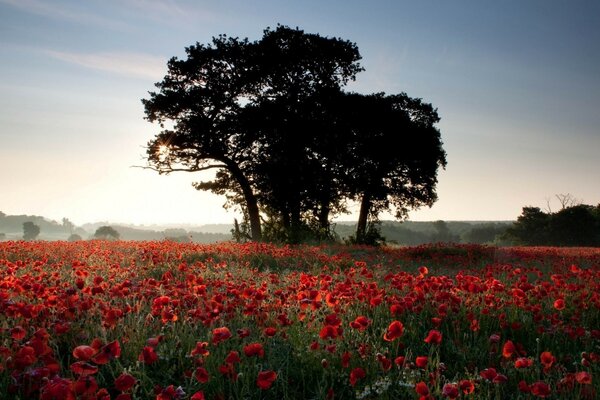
[504,204,600,247]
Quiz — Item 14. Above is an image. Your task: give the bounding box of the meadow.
[0,241,598,399]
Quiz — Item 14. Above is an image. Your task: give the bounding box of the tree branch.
[131,164,228,174]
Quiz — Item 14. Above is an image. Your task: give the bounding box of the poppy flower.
[190,342,210,357]
[415,356,428,368]
[194,367,209,383]
[515,357,533,368]
[540,351,555,370]
[575,371,592,384]
[212,327,232,344]
[70,361,98,376]
[225,350,241,364]
[138,346,159,365]
[349,367,366,386]
[73,346,98,361]
[10,326,26,340]
[319,325,342,340]
[190,392,205,400]
[92,340,121,365]
[459,380,475,394]
[553,299,565,311]
[114,373,137,392]
[442,383,459,399]
[243,343,265,358]
[480,368,497,381]
[415,381,429,396]
[383,321,404,342]
[530,381,551,398]
[256,370,277,390]
[73,375,98,396]
[424,329,442,345]
[341,351,351,368]
[502,340,516,359]
[264,327,277,337]
[518,380,531,393]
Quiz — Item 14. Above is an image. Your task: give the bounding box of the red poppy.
[415,381,429,396]
[553,299,565,311]
[515,357,533,368]
[10,326,26,340]
[212,327,232,344]
[225,350,241,364]
[502,340,516,359]
[190,342,210,357]
[349,367,366,386]
[341,351,351,368]
[480,368,498,381]
[575,371,592,384]
[73,345,97,361]
[442,383,459,399]
[264,327,277,337]
[518,380,531,393]
[92,340,121,365]
[70,361,99,376]
[530,381,551,398]
[243,343,265,358]
[73,375,98,396]
[540,351,555,370]
[319,325,342,340]
[415,356,428,368]
[256,370,277,390]
[190,392,205,400]
[114,373,137,392]
[424,329,442,345]
[194,367,209,383]
[138,346,159,365]
[459,380,475,394]
[383,321,404,341]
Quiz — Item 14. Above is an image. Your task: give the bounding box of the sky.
[1,0,599,226]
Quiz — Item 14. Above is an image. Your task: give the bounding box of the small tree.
[68,233,83,242]
[94,226,120,240]
[23,221,41,240]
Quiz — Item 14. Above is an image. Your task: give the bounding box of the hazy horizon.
[1,0,599,226]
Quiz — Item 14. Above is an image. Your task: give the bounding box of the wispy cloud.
[45,50,166,81]
[0,0,130,31]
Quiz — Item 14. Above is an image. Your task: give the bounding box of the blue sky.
[1,0,599,225]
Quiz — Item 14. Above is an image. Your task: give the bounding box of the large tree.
[332,92,447,242]
[142,26,362,241]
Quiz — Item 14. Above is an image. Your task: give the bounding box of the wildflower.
[424,329,442,345]
[442,383,459,399]
[243,343,265,358]
[114,373,137,392]
[256,370,277,390]
[194,367,209,383]
[383,321,404,342]
[212,327,232,344]
[349,367,366,386]
[530,381,551,398]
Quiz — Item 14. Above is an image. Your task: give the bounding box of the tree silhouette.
[142,25,362,241]
[94,226,120,240]
[23,221,40,241]
[332,92,446,242]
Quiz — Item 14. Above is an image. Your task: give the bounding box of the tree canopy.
[94,226,120,240]
[142,25,446,243]
[505,204,600,246]
[22,221,40,241]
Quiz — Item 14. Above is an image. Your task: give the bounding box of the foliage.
[67,233,83,242]
[0,241,598,399]
[93,225,120,240]
[143,26,446,244]
[505,204,600,246]
[22,221,40,240]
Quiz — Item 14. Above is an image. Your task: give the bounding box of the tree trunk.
[356,193,371,242]
[226,162,262,241]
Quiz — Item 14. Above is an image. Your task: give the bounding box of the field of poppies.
[0,240,598,399]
